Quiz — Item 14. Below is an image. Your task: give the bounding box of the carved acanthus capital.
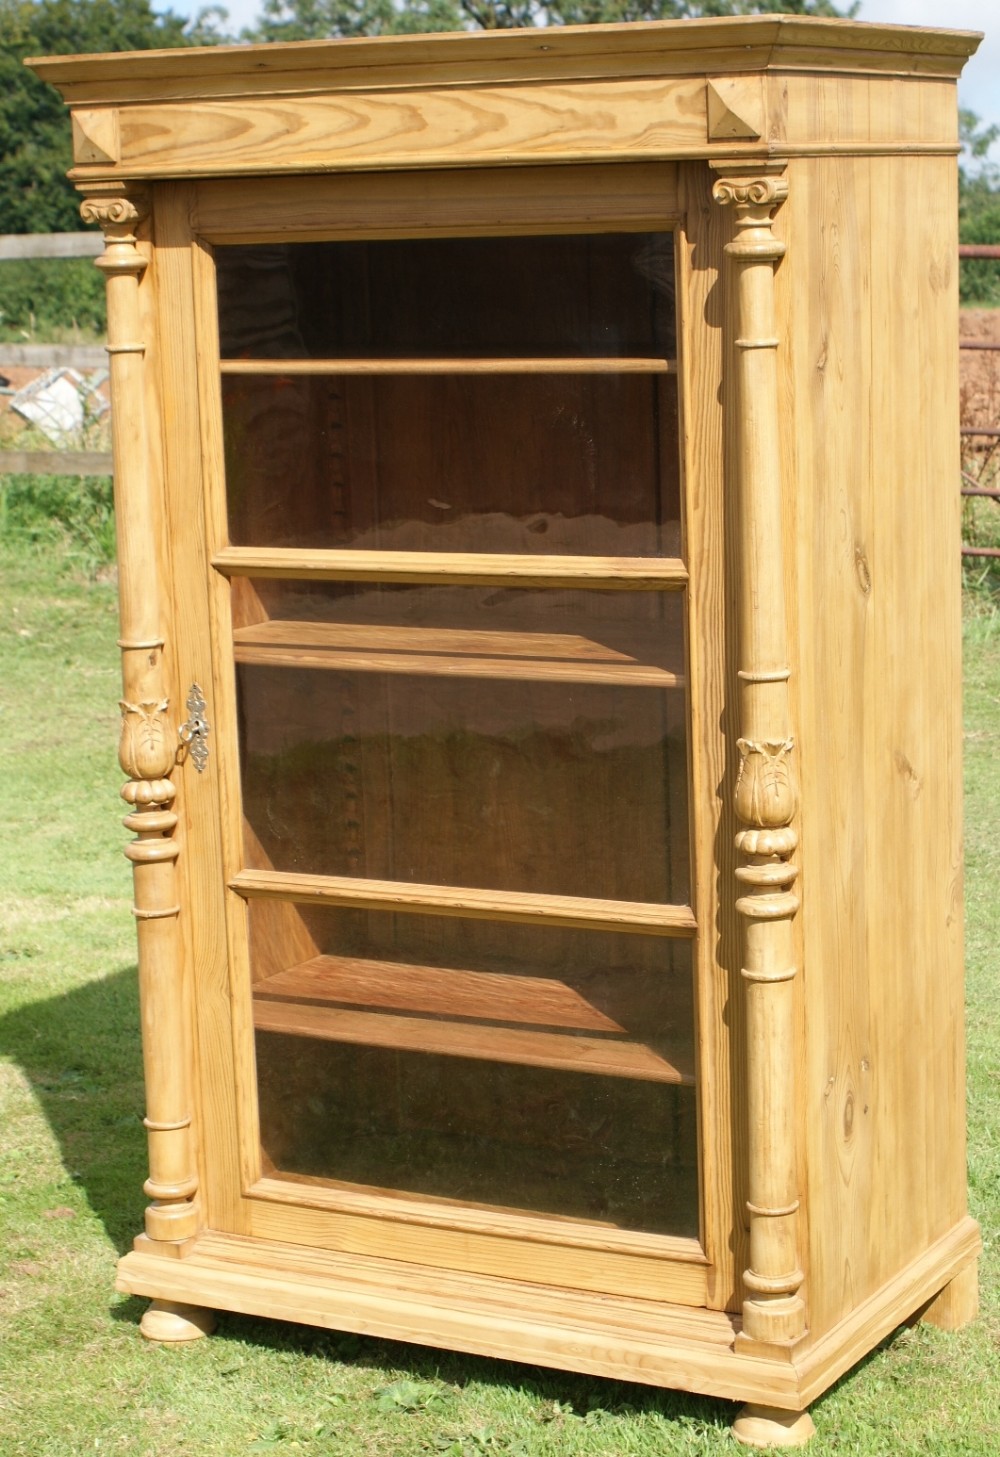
[79,185,150,277]
[712,175,789,212]
[80,194,148,237]
[711,161,788,263]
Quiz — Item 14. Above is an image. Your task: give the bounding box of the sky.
[165,0,999,167]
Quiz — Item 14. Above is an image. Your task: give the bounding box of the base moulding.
[116,1216,980,1411]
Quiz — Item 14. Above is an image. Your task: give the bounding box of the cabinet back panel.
[237,662,689,905]
[216,234,676,361]
[221,371,680,557]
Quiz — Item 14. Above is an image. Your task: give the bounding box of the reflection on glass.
[216,231,680,555]
[249,907,698,1236]
[256,1038,698,1236]
[222,372,680,555]
[238,661,689,904]
[216,234,676,361]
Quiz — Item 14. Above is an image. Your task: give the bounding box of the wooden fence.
[0,231,113,476]
[959,243,1000,560]
[1,233,998,556]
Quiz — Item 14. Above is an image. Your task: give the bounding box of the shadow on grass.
[2,958,901,1439]
[0,963,147,1253]
[160,1303,745,1436]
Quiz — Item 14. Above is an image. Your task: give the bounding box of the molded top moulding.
[28,18,982,103]
[26,18,982,182]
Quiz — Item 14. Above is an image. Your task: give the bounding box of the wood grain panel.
[34,18,979,109]
[232,619,684,687]
[192,164,683,244]
[258,954,628,1030]
[778,154,875,1339]
[866,152,967,1287]
[188,204,269,1196]
[254,996,695,1085]
[119,79,707,178]
[220,357,676,375]
[153,182,248,1233]
[677,161,740,1313]
[233,867,697,935]
[214,547,688,589]
[246,1197,708,1305]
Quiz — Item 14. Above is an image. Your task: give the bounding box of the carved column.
[711,162,807,1360]
[82,186,201,1256]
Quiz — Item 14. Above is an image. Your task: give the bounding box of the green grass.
[1,541,998,1456]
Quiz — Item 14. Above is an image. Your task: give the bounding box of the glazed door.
[179,170,719,1306]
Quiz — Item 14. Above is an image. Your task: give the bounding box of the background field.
[0,514,998,1455]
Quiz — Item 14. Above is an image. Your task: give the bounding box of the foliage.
[244,0,855,45]
[0,471,115,569]
[959,112,1000,309]
[0,0,227,235]
[0,255,106,337]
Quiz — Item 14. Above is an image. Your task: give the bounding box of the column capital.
[79,184,150,277]
[710,161,788,263]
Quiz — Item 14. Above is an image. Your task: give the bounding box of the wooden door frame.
[150,161,739,1310]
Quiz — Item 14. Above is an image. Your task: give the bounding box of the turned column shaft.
[82,187,199,1244]
[712,163,805,1348]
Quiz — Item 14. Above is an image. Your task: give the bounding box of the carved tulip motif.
[119,698,173,781]
[735,737,796,829]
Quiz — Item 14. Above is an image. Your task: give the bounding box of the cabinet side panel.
[783,148,966,1339]
[778,153,875,1339]
[866,150,966,1276]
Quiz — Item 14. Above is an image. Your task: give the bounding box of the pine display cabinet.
[31,17,982,1446]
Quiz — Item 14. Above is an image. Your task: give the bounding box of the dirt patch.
[960,308,1000,437]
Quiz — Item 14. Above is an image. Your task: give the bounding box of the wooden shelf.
[233,618,683,686]
[221,357,677,375]
[213,547,689,590]
[233,868,698,936]
[253,954,695,1085]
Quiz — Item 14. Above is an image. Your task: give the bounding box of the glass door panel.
[222,370,680,555]
[216,231,679,556]
[237,660,688,903]
[249,907,698,1237]
[216,234,676,361]
[216,226,700,1249]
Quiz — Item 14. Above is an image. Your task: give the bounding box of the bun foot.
[732,1404,816,1448]
[139,1299,216,1342]
[920,1260,978,1331]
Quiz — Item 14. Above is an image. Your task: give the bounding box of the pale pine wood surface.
[676,161,741,1313]
[191,164,684,247]
[30,18,979,103]
[153,182,250,1236]
[866,151,966,1277]
[232,619,685,687]
[252,953,696,1085]
[113,1213,979,1406]
[214,546,688,590]
[41,23,979,1413]
[780,146,970,1342]
[232,868,698,936]
[778,152,876,1342]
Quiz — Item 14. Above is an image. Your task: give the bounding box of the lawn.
[0,541,998,1457]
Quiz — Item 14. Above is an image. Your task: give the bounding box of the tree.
[246,0,856,46]
[959,110,1000,307]
[0,0,226,234]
